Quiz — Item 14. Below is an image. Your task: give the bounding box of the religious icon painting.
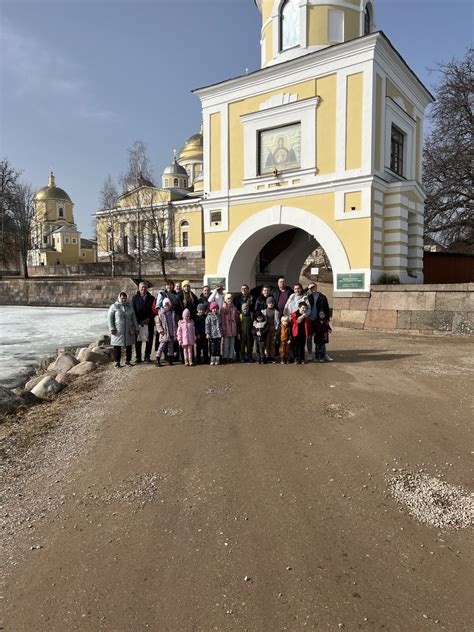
[259,123,301,175]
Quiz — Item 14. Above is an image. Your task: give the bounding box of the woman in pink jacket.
[221,293,239,362]
[177,308,196,366]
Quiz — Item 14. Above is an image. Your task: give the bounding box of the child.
[205,301,223,366]
[238,303,253,363]
[221,293,238,362]
[275,314,291,365]
[252,311,268,364]
[155,298,177,366]
[194,303,208,364]
[313,310,333,363]
[177,308,196,366]
[290,301,311,364]
[262,296,280,362]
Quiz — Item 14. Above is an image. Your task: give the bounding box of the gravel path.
[1,329,473,631]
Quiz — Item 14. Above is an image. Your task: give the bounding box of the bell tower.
[255,0,376,68]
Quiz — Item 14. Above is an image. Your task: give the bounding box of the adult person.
[209,282,225,309]
[155,279,178,312]
[271,277,293,316]
[132,281,155,363]
[176,279,199,320]
[199,285,212,312]
[254,285,272,313]
[108,292,139,368]
[283,283,309,316]
[306,282,333,361]
[234,283,255,312]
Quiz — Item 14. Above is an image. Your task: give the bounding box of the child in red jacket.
[290,302,311,364]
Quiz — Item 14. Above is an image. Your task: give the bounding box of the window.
[65,237,70,244]
[328,9,344,43]
[173,178,179,187]
[152,233,157,249]
[133,235,138,249]
[58,207,64,218]
[180,220,190,228]
[364,3,373,36]
[280,0,300,51]
[259,123,301,175]
[210,211,222,224]
[43,235,48,244]
[390,125,405,176]
[72,238,76,244]
[165,179,169,187]
[183,179,187,188]
[181,232,189,247]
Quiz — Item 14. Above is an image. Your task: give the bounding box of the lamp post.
[107,224,115,278]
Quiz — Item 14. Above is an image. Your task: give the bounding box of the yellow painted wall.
[374,74,383,171]
[386,79,414,116]
[204,191,371,273]
[345,72,363,170]
[344,191,362,212]
[81,249,96,264]
[210,112,222,192]
[174,209,202,247]
[308,6,360,46]
[316,73,337,174]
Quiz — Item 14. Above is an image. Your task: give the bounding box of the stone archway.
[215,205,350,291]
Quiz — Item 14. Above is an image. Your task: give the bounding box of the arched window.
[173,178,179,187]
[280,0,300,51]
[58,207,64,218]
[364,3,373,36]
[180,220,190,228]
[165,178,169,187]
[181,231,189,247]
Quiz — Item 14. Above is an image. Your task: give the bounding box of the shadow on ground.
[331,349,420,363]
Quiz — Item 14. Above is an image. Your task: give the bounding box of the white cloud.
[0,19,118,121]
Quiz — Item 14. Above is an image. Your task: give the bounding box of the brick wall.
[332,284,473,335]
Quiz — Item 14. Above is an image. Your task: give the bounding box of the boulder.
[24,374,47,392]
[96,334,111,347]
[20,391,41,407]
[76,349,110,364]
[67,361,96,376]
[76,347,89,362]
[90,346,112,358]
[31,376,62,401]
[55,372,75,386]
[0,386,25,417]
[50,352,79,373]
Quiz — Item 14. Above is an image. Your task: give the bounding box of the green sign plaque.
[337,273,366,290]
[207,277,226,290]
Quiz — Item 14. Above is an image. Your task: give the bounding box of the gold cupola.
[34,171,72,202]
[256,0,376,68]
[177,124,203,188]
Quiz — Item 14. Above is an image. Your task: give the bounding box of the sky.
[1,0,472,237]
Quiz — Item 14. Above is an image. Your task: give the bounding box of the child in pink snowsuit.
[177,308,196,366]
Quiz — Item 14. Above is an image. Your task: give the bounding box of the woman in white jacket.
[108,292,139,368]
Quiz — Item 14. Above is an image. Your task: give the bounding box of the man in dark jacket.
[306,282,333,361]
[132,282,155,363]
[271,277,293,316]
[234,283,255,312]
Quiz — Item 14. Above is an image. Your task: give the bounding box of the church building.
[96,0,433,293]
[196,0,433,291]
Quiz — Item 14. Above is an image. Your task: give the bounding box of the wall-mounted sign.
[310,267,319,276]
[336,273,365,290]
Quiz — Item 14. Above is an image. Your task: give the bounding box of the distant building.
[29,172,97,266]
[95,129,204,261]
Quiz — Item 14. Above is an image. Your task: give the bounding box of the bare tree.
[0,158,22,271]
[144,189,173,277]
[98,175,120,276]
[423,50,473,252]
[9,182,35,278]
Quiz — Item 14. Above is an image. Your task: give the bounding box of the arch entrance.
[210,206,351,292]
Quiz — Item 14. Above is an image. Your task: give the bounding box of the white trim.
[310,0,360,10]
[384,97,416,180]
[173,245,203,254]
[241,96,319,181]
[213,205,351,292]
[335,67,347,175]
[334,187,371,220]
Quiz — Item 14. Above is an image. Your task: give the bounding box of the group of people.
[107,277,333,368]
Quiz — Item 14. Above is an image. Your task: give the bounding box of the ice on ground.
[0,306,108,388]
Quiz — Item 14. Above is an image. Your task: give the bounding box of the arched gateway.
[214,206,352,292]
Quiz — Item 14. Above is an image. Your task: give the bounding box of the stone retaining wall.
[0,275,204,309]
[27,258,205,278]
[332,283,473,335]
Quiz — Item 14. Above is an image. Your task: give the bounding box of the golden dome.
[178,127,203,162]
[34,172,72,202]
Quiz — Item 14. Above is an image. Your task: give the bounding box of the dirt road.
[2,329,473,631]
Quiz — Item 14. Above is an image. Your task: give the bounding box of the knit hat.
[182,279,191,288]
[196,303,206,311]
[163,298,171,307]
[182,308,191,318]
[266,296,275,305]
[224,292,233,301]
[255,310,265,320]
[210,302,219,311]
